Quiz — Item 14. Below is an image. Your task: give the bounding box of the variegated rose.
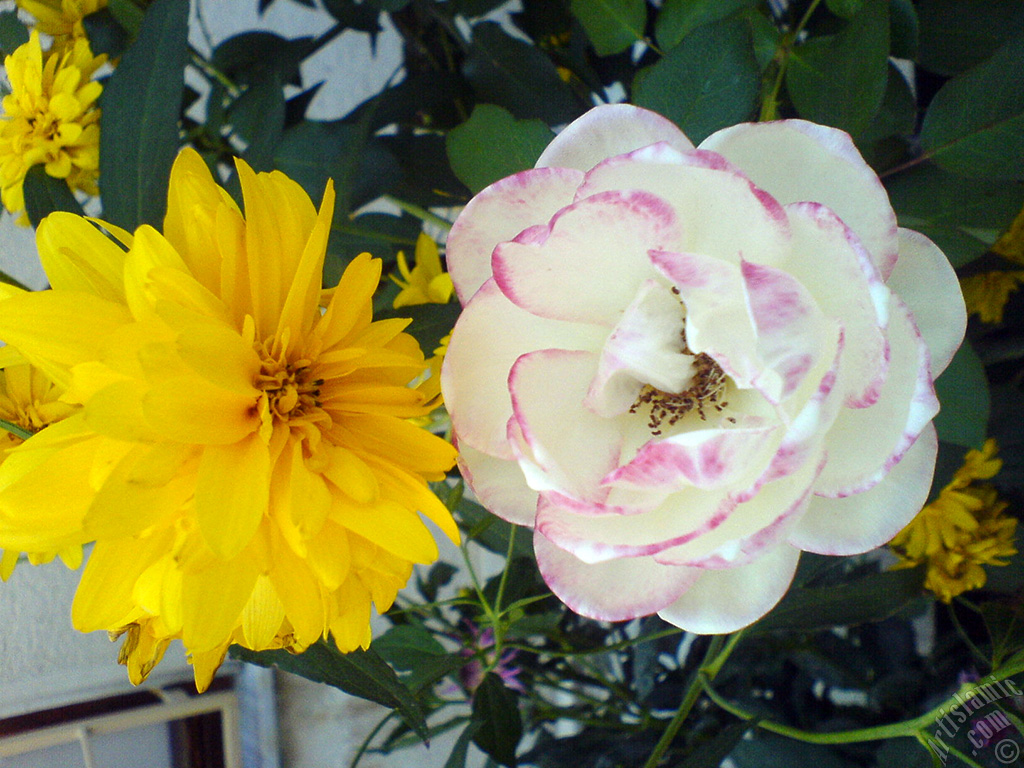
[441,104,966,633]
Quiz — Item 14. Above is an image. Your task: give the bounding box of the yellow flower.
[0,148,459,691]
[391,233,454,308]
[0,359,81,580]
[16,0,107,51]
[960,270,1024,324]
[0,32,104,224]
[891,440,1017,603]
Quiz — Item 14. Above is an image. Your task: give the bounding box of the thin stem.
[759,0,824,121]
[382,195,454,232]
[642,631,743,768]
[348,711,394,768]
[948,601,992,669]
[0,419,32,441]
[701,668,1024,748]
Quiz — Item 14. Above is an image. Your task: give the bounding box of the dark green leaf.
[748,9,782,71]
[826,0,864,19]
[211,32,311,84]
[22,166,86,227]
[98,0,188,230]
[655,0,757,51]
[377,299,460,361]
[81,8,132,58]
[372,624,447,671]
[756,565,925,632]
[463,22,581,124]
[230,642,428,742]
[0,10,29,58]
[232,77,287,171]
[378,132,469,206]
[106,0,144,37]
[471,673,522,767]
[321,0,382,32]
[634,17,759,143]
[730,732,863,768]
[920,33,1024,180]
[933,341,990,449]
[680,720,754,767]
[417,560,458,601]
[884,163,1024,268]
[917,0,1024,76]
[570,0,646,56]
[446,105,554,195]
[857,61,916,147]
[888,0,918,60]
[451,0,506,18]
[786,0,889,137]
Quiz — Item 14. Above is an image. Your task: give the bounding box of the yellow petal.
[181,554,259,652]
[142,375,257,445]
[241,574,286,649]
[195,434,270,559]
[37,213,127,303]
[316,253,380,349]
[276,179,335,340]
[0,290,130,388]
[72,530,176,632]
[332,494,438,564]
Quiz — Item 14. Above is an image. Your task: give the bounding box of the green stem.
[642,631,743,768]
[701,668,1024,748]
[759,0,824,121]
[348,711,394,768]
[382,195,454,232]
[948,601,992,669]
[0,419,32,441]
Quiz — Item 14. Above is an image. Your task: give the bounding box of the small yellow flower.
[891,439,1017,603]
[16,0,107,51]
[391,233,454,308]
[0,32,105,224]
[960,270,1024,324]
[0,148,459,691]
[0,360,80,580]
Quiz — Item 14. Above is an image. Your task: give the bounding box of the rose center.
[629,327,730,435]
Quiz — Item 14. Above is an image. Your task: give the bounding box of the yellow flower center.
[253,338,327,426]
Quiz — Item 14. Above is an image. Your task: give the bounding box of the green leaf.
[919,33,1024,180]
[933,341,990,449]
[755,565,925,632]
[471,673,522,767]
[786,0,889,137]
[446,105,554,195]
[231,77,287,171]
[655,0,757,51]
[570,0,646,56]
[377,300,460,362]
[0,10,29,58]
[230,642,429,742]
[917,0,1024,77]
[463,22,581,124]
[106,0,144,37]
[22,166,86,227]
[372,624,447,672]
[826,0,864,19]
[81,9,132,59]
[857,61,916,145]
[98,0,188,230]
[888,0,918,60]
[634,17,760,144]
[884,163,1024,268]
[982,601,1024,668]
